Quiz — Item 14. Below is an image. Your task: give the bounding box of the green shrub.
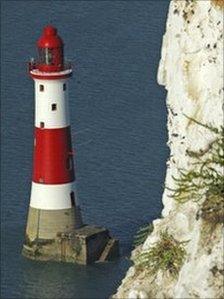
[167,117,224,204]
[134,230,186,277]
[133,224,153,248]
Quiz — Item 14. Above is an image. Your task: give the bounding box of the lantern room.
[36,25,64,72]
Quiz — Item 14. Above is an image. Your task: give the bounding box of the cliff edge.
[113,1,223,298]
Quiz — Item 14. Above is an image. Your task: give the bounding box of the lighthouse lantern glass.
[37,47,64,71]
[38,48,54,65]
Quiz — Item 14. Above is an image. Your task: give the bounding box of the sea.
[1,1,169,298]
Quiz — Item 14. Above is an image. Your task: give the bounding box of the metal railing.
[28,59,73,72]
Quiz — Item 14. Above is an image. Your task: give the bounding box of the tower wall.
[25,206,78,240]
[32,127,75,185]
[25,75,82,243]
[30,182,75,210]
[34,79,69,128]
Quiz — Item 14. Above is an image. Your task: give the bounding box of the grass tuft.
[167,118,224,205]
[167,117,224,224]
[133,224,154,248]
[134,230,186,277]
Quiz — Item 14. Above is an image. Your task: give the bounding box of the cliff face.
[113,1,223,298]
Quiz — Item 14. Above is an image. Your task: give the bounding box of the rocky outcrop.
[113,1,223,298]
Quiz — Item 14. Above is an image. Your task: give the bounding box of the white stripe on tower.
[34,79,69,128]
[30,181,78,210]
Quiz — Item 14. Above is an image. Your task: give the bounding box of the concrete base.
[22,225,119,264]
[22,207,119,264]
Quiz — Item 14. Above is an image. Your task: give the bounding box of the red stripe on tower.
[33,127,75,184]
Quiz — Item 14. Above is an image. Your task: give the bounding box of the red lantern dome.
[29,25,72,80]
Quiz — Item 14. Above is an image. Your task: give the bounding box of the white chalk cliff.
[113,1,223,298]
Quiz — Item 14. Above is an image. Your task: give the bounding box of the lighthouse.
[22,25,119,264]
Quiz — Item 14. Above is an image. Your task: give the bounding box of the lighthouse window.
[51,103,57,111]
[70,192,75,206]
[63,83,66,91]
[40,122,45,128]
[39,84,44,92]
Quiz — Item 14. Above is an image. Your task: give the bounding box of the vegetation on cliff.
[168,118,224,224]
[134,230,187,277]
[133,224,154,248]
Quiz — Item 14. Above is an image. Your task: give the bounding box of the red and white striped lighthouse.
[24,25,82,248]
[23,25,119,264]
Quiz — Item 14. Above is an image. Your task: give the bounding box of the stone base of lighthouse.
[22,207,119,264]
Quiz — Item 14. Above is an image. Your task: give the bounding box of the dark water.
[1,1,169,298]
